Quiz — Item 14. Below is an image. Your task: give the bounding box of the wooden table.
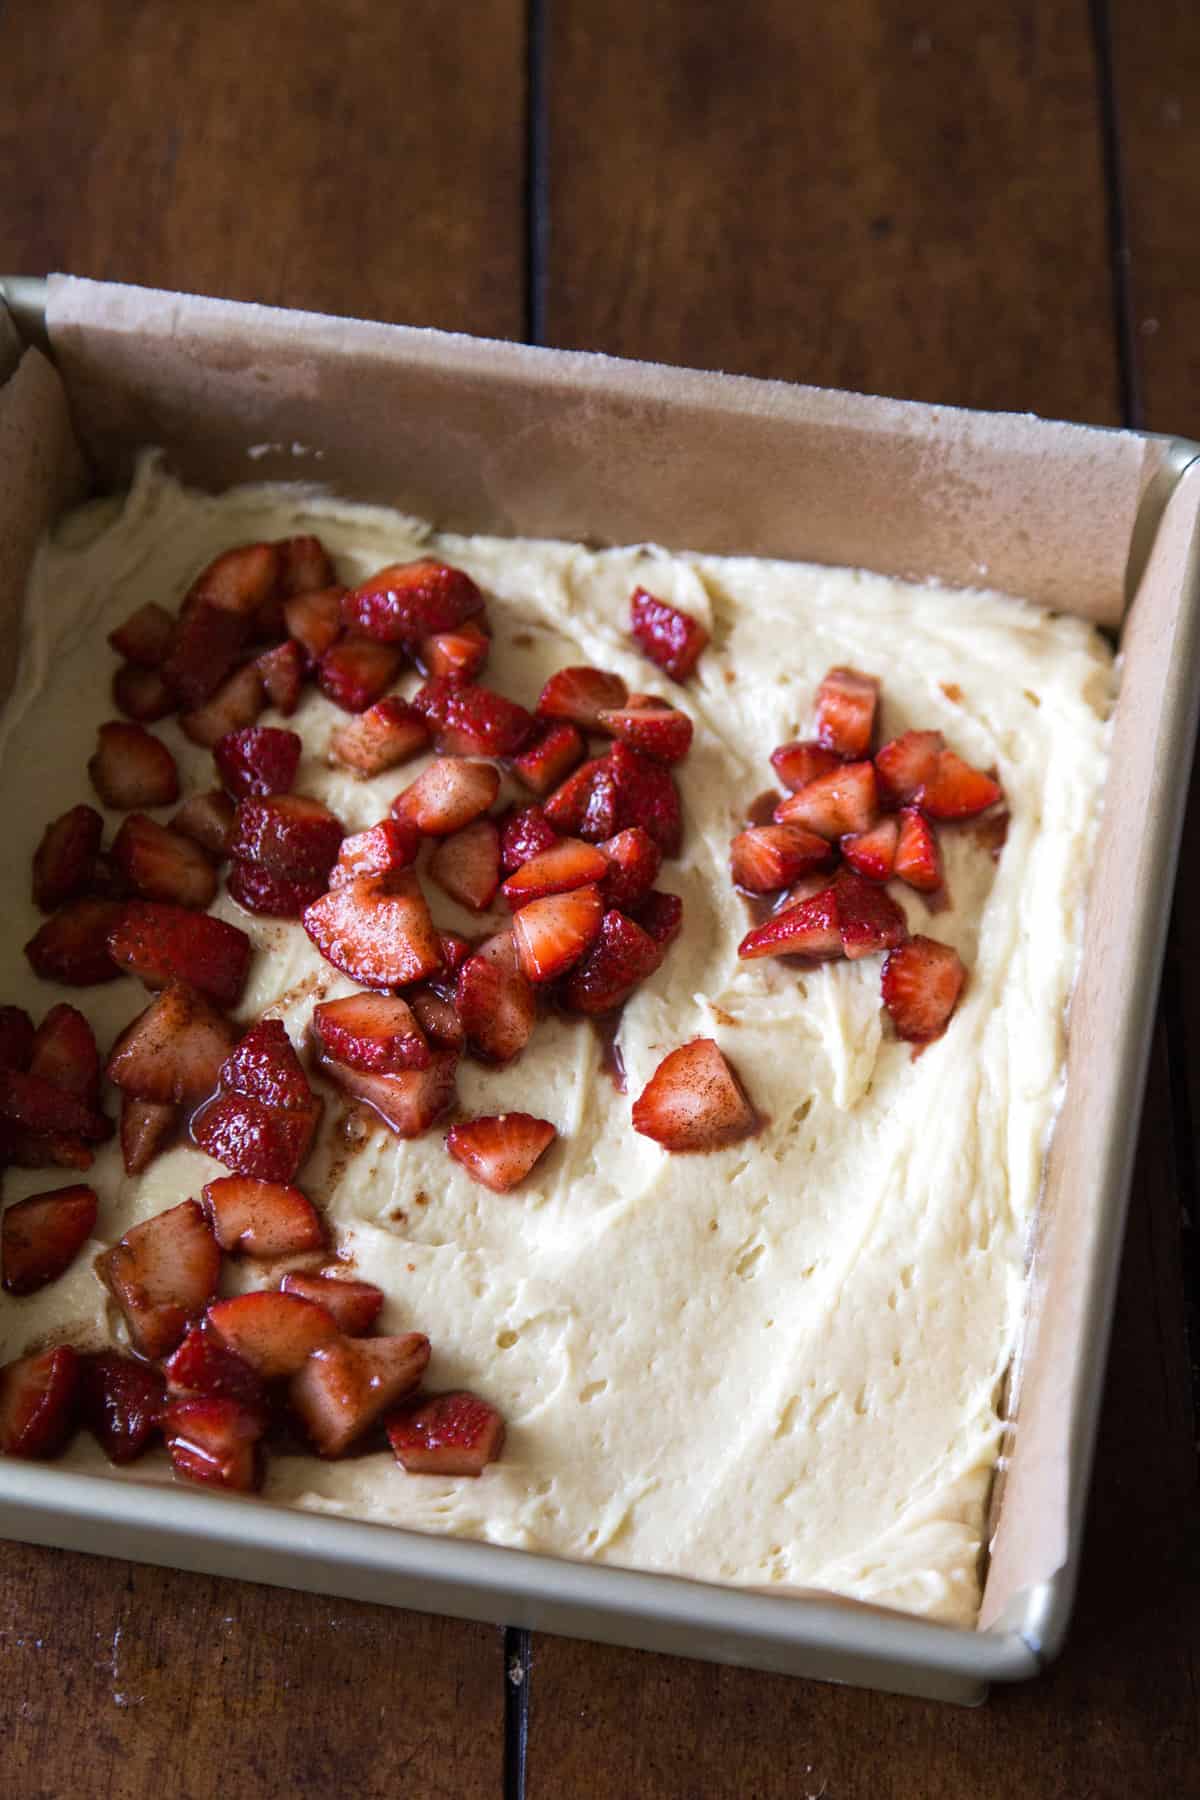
[2,2,1198,1793]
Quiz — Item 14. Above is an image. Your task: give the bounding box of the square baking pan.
[1,274,1198,1705]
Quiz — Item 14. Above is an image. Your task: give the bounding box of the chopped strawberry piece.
[78,1351,164,1464]
[598,827,662,910]
[162,604,248,710]
[107,984,239,1107]
[0,1346,80,1458]
[599,740,683,855]
[329,696,430,776]
[107,901,251,1007]
[290,1332,431,1457]
[252,645,302,725]
[894,807,943,892]
[738,888,843,961]
[163,1395,263,1492]
[881,935,966,1042]
[512,886,604,983]
[25,899,124,986]
[28,1003,101,1105]
[171,789,236,862]
[730,824,833,893]
[632,1038,757,1152]
[218,1018,311,1111]
[32,805,104,913]
[113,813,218,910]
[414,676,535,757]
[916,750,1003,820]
[98,1198,221,1359]
[214,725,302,799]
[834,867,909,961]
[456,931,536,1064]
[120,1095,178,1174]
[192,1092,322,1186]
[283,586,345,665]
[202,1175,325,1257]
[815,666,879,757]
[842,815,900,884]
[769,740,841,793]
[187,542,281,618]
[281,1271,384,1336]
[430,818,502,912]
[162,1323,268,1413]
[409,987,465,1052]
[207,1290,338,1377]
[329,817,420,889]
[0,1123,94,1174]
[874,730,944,803]
[562,907,662,1015]
[318,635,405,713]
[387,1390,505,1476]
[499,805,560,872]
[634,889,684,950]
[537,666,628,731]
[0,1068,109,1143]
[88,721,179,811]
[0,1007,34,1070]
[108,600,175,667]
[180,660,266,748]
[596,696,693,764]
[277,534,335,598]
[774,760,879,839]
[541,756,608,835]
[2,1184,97,1295]
[230,793,344,880]
[392,757,500,836]
[512,722,585,797]
[311,993,431,1073]
[437,931,473,977]
[113,663,174,723]
[227,860,329,918]
[320,1048,459,1138]
[417,618,490,682]
[580,765,620,840]
[342,560,485,643]
[501,837,609,908]
[304,870,443,989]
[630,587,709,681]
[445,1114,556,1192]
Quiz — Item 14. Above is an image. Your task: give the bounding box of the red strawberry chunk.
[445,1114,556,1192]
[281,1271,384,1337]
[162,1323,268,1413]
[113,813,218,910]
[187,543,281,618]
[283,586,345,665]
[180,661,266,748]
[0,1007,34,1070]
[290,1333,431,1457]
[596,696,693,764]
[834,867,909,961]
[107,900,251,1007]
[580,765,619,841]
[304,871,443,989]
[387,1390,505,1477]
[512,886,604,982]
[881,935,966,1042]
[171,789,236,862]
[88,722,179,811]
[277,534,335,598]
[2,1184,97,1295]
[330,818,421,889]
[730,824,833,893]
[392,757,500,836]
[542,755,609,835]
[430,818,502,912]
[437,931,473,977]
[418,618,490,682]
[214,725,302,799]
[512,722,585,796]
[598,827,661,910]
[0,1124,93,1174]
[120,1095,178,1175]
[502,837,609,908]
[738,887,843,961]
[894,807,943,893]
[320,1048,459,1139]
[815,666,879,757]
[632,1038,757,1152]
[218,1018,311,1111]
[635,889,684,951]
[874,730,944,803]
[202,1175,325,1257]
[228,860,329,919]
[113,663,174,723]
[342,560,484,643]
[230,794,344,881]
[601,741,683,856]
[456,931,536,1064]
[537,666,628,731]
[916,750,1003,820]
[630,587,709,681]
[774,760,879,839]
[499,805,560,872]
[163,1395,263,1492]
[79,1351,165,1464]
[255,639,305,716]
[107,984,239,1107]
[25,899,124,987]
[329,696,430,776]
[318,635,405,713]
[311,993,431,1073]
[207,1290,338,1377]
[770,740,841,793]
[192,1092,322,1184]
[0,1068,109,1142]
[0,1346,80,1458]
[562,908,662,1015]
[98,1198,221,1359]
[415,676,535,757]
[842,815,900,884]
[409,987,466,1053]
[109,600,175,667]
[162,604,249,710]
[29,1003,101,1105]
